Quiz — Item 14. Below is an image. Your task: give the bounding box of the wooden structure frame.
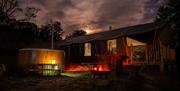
[57,23,176,72]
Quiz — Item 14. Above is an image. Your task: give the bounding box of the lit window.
[107,39,117,53]
[84,43,91,56]
[126,37,146,62]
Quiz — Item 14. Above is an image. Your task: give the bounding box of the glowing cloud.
[18,0,165,35]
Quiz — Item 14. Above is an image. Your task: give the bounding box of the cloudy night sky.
[18,0,166,35]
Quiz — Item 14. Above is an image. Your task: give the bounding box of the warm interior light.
[51,59,56,64]
[107,39,117,53]
[37,52,60,65]
[84,43,91,56]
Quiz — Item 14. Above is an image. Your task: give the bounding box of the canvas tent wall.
[58,23,156,64]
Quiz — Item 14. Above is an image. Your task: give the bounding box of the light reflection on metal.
[54,65,59,70]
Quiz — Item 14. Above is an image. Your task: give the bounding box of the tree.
[39,21,63,41]
[66,30,86,39]
[0,0,41,73]
[155,0,180,76]
[53,21,63,41]
[11,21,38,43]
[39,23,52,41]
[0,0,21,23]
[21,7,40,22]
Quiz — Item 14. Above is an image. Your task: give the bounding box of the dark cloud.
[95,0,145,29]
[18,0,165,35]
[143,0,167,22]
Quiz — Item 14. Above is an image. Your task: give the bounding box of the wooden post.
[145,43,148,64]
[160,41,165,72]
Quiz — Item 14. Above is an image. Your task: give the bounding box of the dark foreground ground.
[0,72,179,91]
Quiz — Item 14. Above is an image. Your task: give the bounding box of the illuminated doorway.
[84,43,92,56]
[126,37,146,64]
[107,39,117,54]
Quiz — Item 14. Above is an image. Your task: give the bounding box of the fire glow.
[92,64,111,72]
[65,64,90,72]
[65,64,111,72]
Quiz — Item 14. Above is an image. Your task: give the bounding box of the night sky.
[18,0,166,35]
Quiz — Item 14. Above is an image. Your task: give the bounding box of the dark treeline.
[155,0,180,78]
[0,20,63,74]
[0,0,63,73]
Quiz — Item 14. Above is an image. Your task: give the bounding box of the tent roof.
[58,22,157,46]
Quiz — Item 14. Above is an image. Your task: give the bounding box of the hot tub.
[18,48,65,76]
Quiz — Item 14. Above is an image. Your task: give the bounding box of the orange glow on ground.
[93,67,98,71]
[65,64,90,72]
[92,65,111,72]
[65,64,111,72]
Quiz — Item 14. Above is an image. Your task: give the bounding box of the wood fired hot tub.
[18,48,65,76]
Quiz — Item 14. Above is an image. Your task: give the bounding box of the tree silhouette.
[155,0,180,75]
[66,30,86,39]
[53,21,63,41]
[21,7,40,22]
[39,21,63,41]
[0,0,22,23]
[11,21,38,43]
[39,23,52,41]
